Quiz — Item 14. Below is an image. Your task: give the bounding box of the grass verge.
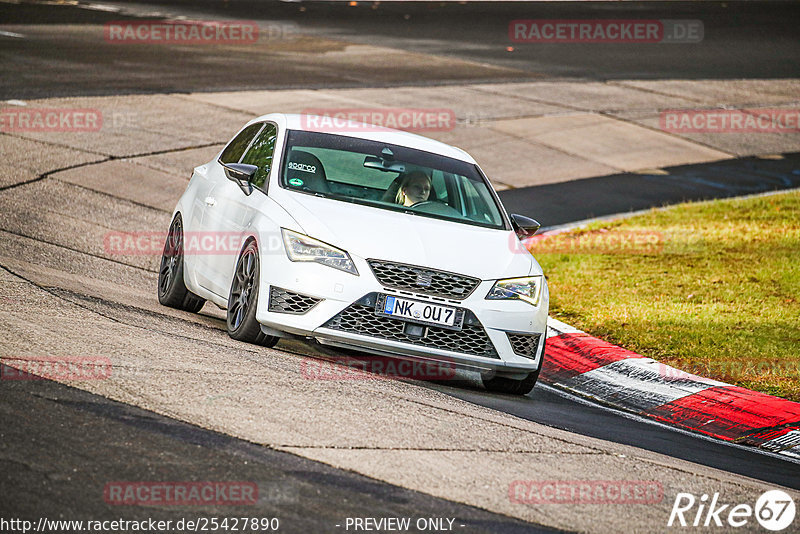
[532,190,800,401]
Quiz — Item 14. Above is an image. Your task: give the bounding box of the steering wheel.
[409,199,463,217]
[409,200,440,208]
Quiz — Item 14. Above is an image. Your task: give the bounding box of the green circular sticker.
[289,178,304,187]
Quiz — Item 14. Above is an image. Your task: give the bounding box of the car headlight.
[486,276,543,306]
[281,229,358,275]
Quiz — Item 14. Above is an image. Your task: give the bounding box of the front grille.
[507,333,542,359]
[268,286,322,314]
[323,296,498,358]
[367,260,480,300]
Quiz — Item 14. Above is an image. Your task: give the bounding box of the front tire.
[157,215,206,313]
[482,368,540,396]
[226,240,279,347]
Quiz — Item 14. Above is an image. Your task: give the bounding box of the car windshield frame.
[278,129,511,231]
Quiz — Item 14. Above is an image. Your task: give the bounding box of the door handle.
[204,197,217,206]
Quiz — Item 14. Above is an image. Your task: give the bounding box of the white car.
[158,113,548,394]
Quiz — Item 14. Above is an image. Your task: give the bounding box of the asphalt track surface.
[3,1,800,99]
[2,0,800,531]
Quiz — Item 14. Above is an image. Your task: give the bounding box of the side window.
[219,123,262,164]
[241,123,278,190]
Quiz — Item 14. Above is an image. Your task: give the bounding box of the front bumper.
[255,255,548,375]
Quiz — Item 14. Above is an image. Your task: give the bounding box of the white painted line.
[762,430,800,459]
[559,357,726,412]
[79,3,120,12]
[546,317,583,337]
[0,30,25,39]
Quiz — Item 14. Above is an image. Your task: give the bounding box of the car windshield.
[280,130,507,230]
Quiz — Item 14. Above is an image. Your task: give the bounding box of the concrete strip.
[298,85,570,121]
[131,144,224,177]
[1,94,251,157]
[178,79,800,188]
[4,78,795,193]
[489,113,731,172]
[51,159,188,213]
[612,110,800,157]
[0,179,166,273]
[179,89,366,116]
[473,81,699,112]
[432,127,617,188]
[617,79,800,107]
[180,85,569,120]
[0,133,104,189]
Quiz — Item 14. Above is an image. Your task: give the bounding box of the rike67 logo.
[668,490,796,531]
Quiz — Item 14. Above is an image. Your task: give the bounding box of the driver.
[395,171,431,207]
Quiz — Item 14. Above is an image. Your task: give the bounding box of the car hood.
[276,192,539,280]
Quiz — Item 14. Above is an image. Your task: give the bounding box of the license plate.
[376,294,463,330]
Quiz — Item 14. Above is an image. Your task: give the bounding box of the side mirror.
[222,163,258,195]
[510,214,541,239]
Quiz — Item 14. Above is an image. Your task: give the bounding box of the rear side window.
[219,123,263,164]
[241,123,278,190]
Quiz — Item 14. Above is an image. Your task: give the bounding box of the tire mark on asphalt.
[0,263,276,368]
[49,176,172,214]
[0,157,110,193]
[0,130,108,159]
[0,228,156,273]
[0,139,222,194]
[0,262,234,351]
[49,286,229,336]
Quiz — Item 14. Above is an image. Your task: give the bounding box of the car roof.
[248,113,476,164]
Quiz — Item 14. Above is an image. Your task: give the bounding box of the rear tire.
[226,240,279,347]
[482,368,540,396]
[157,215,206,313]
